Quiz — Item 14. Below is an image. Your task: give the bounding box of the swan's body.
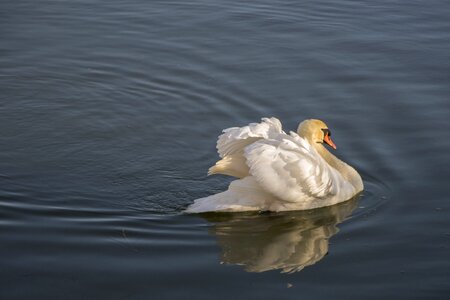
[186,118,363,213]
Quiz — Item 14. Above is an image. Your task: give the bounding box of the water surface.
[1,0,449,299]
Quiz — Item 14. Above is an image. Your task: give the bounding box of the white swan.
[186,118,363,213]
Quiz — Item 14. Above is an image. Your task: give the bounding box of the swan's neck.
[313,143,363,191]
[314,143,344,171]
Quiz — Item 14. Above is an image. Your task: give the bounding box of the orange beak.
[323,134,337,150]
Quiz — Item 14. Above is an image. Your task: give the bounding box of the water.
[1,0,449,299]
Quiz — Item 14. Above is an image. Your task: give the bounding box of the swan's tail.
[207,154,250,178]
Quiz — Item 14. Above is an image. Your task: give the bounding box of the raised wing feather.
[217,117,283,158]
[244,132,337,203]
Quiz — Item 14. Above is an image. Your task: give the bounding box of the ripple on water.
[351,172,391,218]
[174,167,390,274]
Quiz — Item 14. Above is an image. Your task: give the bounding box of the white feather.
[184,177,277,213]
[186,118,362,212]
[216,117,283,158]
[244,132,341,204]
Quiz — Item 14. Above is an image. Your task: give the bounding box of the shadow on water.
[198,195,360,273]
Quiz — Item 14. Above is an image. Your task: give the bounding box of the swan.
[186,118,363,213]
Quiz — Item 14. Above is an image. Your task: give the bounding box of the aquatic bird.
[186,118,363,213]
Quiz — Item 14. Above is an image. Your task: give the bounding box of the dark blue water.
[1,0,449,299]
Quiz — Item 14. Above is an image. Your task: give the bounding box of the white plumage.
[216,117,283,158]
[186,117,363,213]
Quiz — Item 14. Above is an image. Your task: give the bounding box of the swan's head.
[297,119,337,150]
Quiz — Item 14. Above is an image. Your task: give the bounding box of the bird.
[185,117,363,213]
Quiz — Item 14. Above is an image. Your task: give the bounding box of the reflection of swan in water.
[201,196,359,273]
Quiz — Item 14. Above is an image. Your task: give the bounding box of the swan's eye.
[321,129,331,137]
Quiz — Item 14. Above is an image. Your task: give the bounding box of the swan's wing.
[217,117,283,158]
[244,132,338,203]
